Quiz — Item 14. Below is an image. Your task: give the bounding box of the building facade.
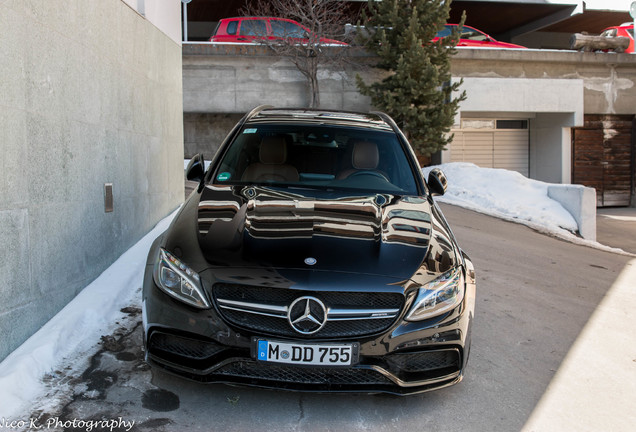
[181,0,636,207]
[0,0,184,362]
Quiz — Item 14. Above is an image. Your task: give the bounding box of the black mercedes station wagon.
[142,107,476,395]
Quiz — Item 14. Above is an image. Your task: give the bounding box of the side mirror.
[427,168,448,196]
[186,154,205,184]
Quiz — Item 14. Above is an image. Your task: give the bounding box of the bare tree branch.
[239,0,358,108]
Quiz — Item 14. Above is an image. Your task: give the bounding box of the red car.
[601,23,635,53]
[434,24,526,49]
[210,17,347,46]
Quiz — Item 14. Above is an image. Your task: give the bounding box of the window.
[496,120,528,130]
[271,20,307,38]
[461,119,495,130]
[240,20,267,37]
[436,26,453,38]
[226,20,238,35]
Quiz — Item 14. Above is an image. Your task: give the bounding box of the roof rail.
[245,105,274,122]
[370,111,399,133]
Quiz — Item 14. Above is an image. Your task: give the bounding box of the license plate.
[255,339,358,366]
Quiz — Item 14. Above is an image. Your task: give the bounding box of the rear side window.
[271,20,307,38]
[226,20,238,35]
[240,20,267,36]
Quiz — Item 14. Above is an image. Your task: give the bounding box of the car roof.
[246,108,395,132]
[221,17,299,22]
[444,23,481,31]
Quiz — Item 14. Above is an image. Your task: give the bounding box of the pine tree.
[356,0,466,159]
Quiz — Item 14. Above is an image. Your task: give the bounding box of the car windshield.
[212,123,419,195]
[459,27,488,41]
[436,25,453,38]
[437,25,488,41]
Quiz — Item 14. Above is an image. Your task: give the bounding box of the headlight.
[405,267,464,321]
[153,248,210,309]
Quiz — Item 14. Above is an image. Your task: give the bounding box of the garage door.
[450,119,529,177]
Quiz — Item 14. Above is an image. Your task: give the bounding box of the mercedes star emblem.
[287,296,327,335]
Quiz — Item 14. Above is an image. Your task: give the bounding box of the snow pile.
[0,208,179,418]
[422,163,578,234]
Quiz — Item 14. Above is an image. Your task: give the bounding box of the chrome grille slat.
[217,299,288,318]
[217,299,399,321]
[327,308,400,320]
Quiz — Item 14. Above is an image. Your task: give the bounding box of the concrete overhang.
[454,76,584,127]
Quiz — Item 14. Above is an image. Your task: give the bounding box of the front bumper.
[142,264,475,396]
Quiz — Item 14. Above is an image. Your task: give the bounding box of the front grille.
[215,361,393,385]
[220,308,396,338]
[213,283,404,338]
[214,283,403,308]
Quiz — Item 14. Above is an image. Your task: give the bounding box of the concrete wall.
[449,49,636,116]
[140,0,182,45]
[0,0,184,362]
[529,114,575,184]
[454,77,584,119]
[183,44,379,114]
[184,113,242,158]
[183,45,636,116]
[548,184,597,241]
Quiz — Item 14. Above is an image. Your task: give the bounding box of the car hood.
[165,185,457,281]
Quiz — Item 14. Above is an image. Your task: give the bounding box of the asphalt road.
[596,206,636,254]
[27,203,634,432]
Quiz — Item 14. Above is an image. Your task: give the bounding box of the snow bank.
[0,209,179,418]
[422,163,578,233]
